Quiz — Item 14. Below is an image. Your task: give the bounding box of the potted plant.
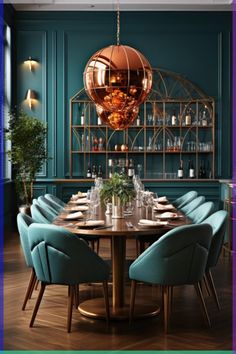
[100,172,135,218]
[6,109,49,212]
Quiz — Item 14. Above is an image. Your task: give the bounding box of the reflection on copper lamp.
[83,1,152,130]
[25,89,37,110]
[24,57,38,71]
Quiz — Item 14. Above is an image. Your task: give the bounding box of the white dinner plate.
[69,198,90,205]
[75,220,105,228]
[138,219,168,228]
[60,211,84,220]
[157,212,184,220]
[65,205,89,212]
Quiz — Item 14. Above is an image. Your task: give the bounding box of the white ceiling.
[5,0,232,11]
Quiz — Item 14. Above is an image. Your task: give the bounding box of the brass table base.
[78,298,160,321]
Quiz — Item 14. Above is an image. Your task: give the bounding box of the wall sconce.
[24,56,38,72]
[25,89,37,110]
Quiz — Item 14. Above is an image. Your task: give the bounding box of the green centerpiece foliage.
[100,172,135,206]
[6,109,49,206]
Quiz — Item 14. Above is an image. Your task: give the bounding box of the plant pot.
[112,195,124,219]
[19,204,31,216]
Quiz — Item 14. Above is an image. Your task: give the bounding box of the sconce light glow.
[25,89,37,110]
[24,57,38,72]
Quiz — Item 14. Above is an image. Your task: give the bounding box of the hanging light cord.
[116,0,120,45]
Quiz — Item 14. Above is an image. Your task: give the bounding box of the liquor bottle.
[98,137,103,151]
[199,161,203,178]
[81,111,85,125]
[91,165,97,179]
[97,165,103,178]
[202,110,208,126]
[97,116,102,125]
[202,161,207,178]
[185,109,191,126]
[86,163,92,178]
[188,160,195,179]
[177,160,184,179]
[136,115,141,126]
[92,136,98,151]
[171,111,177,126]
[81,134,85,152]
[128,159,135,178]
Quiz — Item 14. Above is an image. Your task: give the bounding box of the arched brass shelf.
[69,69,215,179]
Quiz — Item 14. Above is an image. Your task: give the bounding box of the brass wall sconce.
[25,89,37,110]
[24,56,38,71]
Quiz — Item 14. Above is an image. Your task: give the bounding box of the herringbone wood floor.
[4,228,232,350]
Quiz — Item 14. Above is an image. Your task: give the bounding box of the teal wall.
[13,10,231,202]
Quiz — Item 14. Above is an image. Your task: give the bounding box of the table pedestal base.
[78,298,160,321]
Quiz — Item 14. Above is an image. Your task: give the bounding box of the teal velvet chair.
[172,191,198,209]
[43,194,64,213]
[180,195,206,215]
[45,193,67,208]
[187,201,215,224]
[129,224,213,332]
[30,204,54,224]
[28,224,110,332]
[17,213,37,310]
[38,196,59,216]
[202,210,228,310]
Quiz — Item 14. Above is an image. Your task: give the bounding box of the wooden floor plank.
[4,228,232,350]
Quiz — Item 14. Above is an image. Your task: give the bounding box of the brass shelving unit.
[69,69,215,180]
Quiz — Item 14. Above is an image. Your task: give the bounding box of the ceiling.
[5,0,232,11]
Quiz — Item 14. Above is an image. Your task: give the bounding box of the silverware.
[126,221,134,228]
[94,224,113,230]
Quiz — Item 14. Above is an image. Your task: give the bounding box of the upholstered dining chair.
[42,194,64,213]
[45,193,67,208]
[28,224,110,332]
[201,210,228,310]
[187,201,215,224]
[38,196,59,216]
[129,223,213,333]
[172,191,198,209]
[180,195,206,215]
[17,213,37,310]
[30,204,54,224]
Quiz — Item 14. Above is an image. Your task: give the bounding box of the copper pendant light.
[83,1,152,130]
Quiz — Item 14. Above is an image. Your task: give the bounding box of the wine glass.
[141,191,150,219]
[89,188,100,216]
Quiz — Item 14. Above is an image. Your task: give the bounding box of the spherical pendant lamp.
[83,1,152,130]
[96,104,139,130]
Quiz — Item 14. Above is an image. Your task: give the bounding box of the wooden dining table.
[53,200,191,320]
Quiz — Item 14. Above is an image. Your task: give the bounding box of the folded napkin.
[154,203,174,211]
[138,219,168,226]
[65,205,89,212]
[70,198,90,205]
[159,212,178,219]
[77,191,87,198]
[76,220,105,228]
[63,211,84,220]
[157,196,168,203]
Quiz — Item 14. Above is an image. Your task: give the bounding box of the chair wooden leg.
[203,275,211,296]
[22,269,36,310]
[206,270,221,310]
[28,272,37,299]
[163,285,170,333]
[139,241,145,254]
[136,240,139,257]
[194,282,211,327]
[74,285,79,308]
[29,282,46,327]
[34,279,39,291]
[169,286,173,315]
[129,280,137,325]
[91,240,95,252]
[102,281,110,324]
[67,285,74,333]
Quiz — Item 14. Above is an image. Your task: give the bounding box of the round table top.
[53,201,191,238]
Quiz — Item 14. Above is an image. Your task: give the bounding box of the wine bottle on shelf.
[188,160,195,178]
[81,111,85,125]
[177,160,184,179]
[128,159,135,178]
[98,137,104,151]
[136,115,141,126]
[199,161,203,178]
[97,116,102,125]
[171,111,177,126]
[201,110,208,126]
[202,161,207,178]
[91,165,97,179]
[86,163,92,178]
[185,109,191,126]
[97,165,103,178]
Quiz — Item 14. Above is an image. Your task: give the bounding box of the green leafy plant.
[100,172,135,206]
[6,109,49,205]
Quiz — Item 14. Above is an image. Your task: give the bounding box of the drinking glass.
[141,191,150,219]
[89,188,100,216]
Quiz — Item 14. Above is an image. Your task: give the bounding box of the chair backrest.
[30,204,52,224]
[43,195,64,213]
[38,196,59,215]
[32,198,40,206]
[129,223,212,286]
[173,191,198,209]
[181,196,206,215]
[17,213,35,267]
[203,210,228,269]
[187,201,215,224]
[45,194,66,208]
[28,224,109,285]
